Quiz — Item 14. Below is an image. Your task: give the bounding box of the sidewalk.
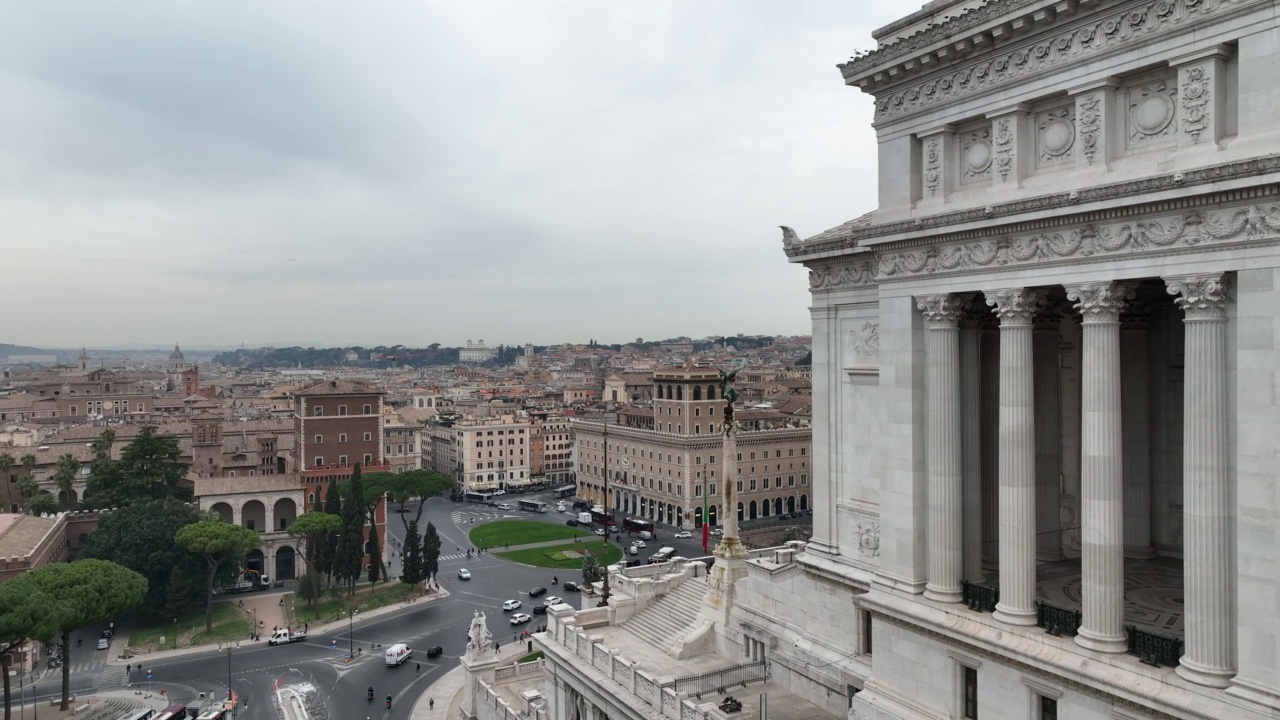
[408,643,530,720]
[109,584,451,666]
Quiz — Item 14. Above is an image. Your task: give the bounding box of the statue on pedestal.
[466,611,492,658]
[717,366,740,426]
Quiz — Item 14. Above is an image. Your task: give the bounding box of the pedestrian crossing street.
[94,664,127,690]
[449,509,516,525]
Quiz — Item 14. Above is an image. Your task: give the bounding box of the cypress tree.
[400,520,423,585]
[422,521,441,582]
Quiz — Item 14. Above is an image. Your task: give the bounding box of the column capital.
[985,288,1047,326]
[1165,273,1233,320]
[1065,281,1136,323]
[916,293,972,329]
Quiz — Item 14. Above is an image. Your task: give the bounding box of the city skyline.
[0,1,896,347]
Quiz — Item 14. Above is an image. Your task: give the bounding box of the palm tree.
[19,453,37,477]
[0,453,14,513]
[53,454,80,511]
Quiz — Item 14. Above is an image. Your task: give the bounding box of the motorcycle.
[551,576,558,585]
[367,688,374,703]
[386,696,393,710]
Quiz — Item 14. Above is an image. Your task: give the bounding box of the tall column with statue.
[700,366,750,624]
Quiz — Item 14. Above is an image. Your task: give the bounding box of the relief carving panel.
[960,127,993,184]
[1036,105,1076,167]
[1127,79,1178,147]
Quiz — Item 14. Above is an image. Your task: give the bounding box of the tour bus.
[517,499,548,513]
[622,517,654,535]
[464,491,494,504]
[555,485,576,498]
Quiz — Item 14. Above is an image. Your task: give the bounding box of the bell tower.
[191,409,223,478]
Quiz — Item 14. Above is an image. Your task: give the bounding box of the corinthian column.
[960,318,984,582]
[987,288,1045,626]
[918,293,970,603]
[1166,273,1236,688]
[1122,303,1155,559]
[1034,306,1063,562]
[1066,281,1134,654]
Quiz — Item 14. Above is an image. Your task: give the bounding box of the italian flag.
[702,482,710,553]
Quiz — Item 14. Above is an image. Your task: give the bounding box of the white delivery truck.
[578,512,592,525]
[269,628,307,645]
[385,643,412,666]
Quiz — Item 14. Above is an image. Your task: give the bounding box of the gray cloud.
[0,1,895,347]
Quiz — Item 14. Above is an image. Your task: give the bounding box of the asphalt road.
[28,492,765,718]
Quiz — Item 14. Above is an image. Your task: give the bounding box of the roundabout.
[467,519,621,568]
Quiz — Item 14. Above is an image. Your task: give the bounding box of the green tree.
[0,584,59,720]
[422,521,441,582]
[18,454,35,478]
[581,551,603,585]
[286,512,342,608]
[175,521,261,633]
[318,475,342,583]
[295,572,325,607]
[365,470,452,533]
[25,493,59,517]
[14,476,38,508]
[84,426,192,509]
[367,522,383,586]
[1,559,146,710]
[162,566,191,623]
[81,498,206,618]
[53,454,79,511]
[0,452,14,514]
[400,520,423,585]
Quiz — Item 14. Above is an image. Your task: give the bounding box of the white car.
[502,599,522,611]
[509,613,532,625]
[544,596,563,607]
[498,503,511,510]
[710,528,724,537]
[96,637,109,651]
[458,568,472,580]
[631,540,646,548]
[594,528,606,536]
[674,531,692,539]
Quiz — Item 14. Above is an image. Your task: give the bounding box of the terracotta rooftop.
[297,378,380,396]
[0,513,60,559]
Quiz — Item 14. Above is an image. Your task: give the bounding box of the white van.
[385,643,412,666]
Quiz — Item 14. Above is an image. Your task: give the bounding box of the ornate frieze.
[785,155,1280,258]
[1036,105,1076,167]
[870,203,1280,282]
[871,0,1248,123]
[808,260,876,290]
[993,115,1018,184]
[1127,79,1178,147]
[924,134,944,199]
[851,322,880,358]
[1065,281,1136,322]
[1076,91,1105,167]
[1165,272,1233,319]
[960,127,993,184]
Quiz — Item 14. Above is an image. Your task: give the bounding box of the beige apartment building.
[381,409,422,474]
[454,414,531,493]
[573,366,811,529]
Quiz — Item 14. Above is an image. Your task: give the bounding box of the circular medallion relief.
[965,139,992,173]
[1133,94,1174,135]
[1042,119,1075,156]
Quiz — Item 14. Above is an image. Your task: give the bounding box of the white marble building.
[524,2,1280,720]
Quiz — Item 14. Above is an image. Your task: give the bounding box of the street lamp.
[226,646,232,707]
[347,607,359,657]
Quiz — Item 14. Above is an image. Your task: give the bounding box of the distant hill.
[212,345,464,369]
[0,343,56,357]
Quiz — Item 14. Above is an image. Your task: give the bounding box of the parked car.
[96,637,109,651]
[566,519,578,527]
[458,568,472,580]
[529,587,547,598]
[532,605,548,615]
[710,528,724,537]
[674,531,692,539]
[593,528,606,536]
[544,596,562,607]
[502,599,522,611]
[562,581,580,592]
[509,613,532,625]
[426,646,443,658]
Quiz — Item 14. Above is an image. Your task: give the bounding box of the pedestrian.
[126,664,131,675]
[430,698,435,710]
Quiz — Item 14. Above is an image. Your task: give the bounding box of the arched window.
[707,385,716,401]
[656,385,664,400]
[692,386,702,401]
[667,384,675,399]
[676,386,683,400]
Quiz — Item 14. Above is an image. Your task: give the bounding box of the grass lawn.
[517,650,545,663]
[128,603,250,653]
[497,540,622,569]
[291,581,416,625]
[469,520,590,549]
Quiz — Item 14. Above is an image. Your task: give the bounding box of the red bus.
[590,508,616,527]
[623,518,654,535]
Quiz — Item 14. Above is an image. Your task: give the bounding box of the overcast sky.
[0,1,896,349]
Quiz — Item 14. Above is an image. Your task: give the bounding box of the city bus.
[555,485,576,498]
[622,517,654,535]
[591,508,616,527]
[153,705,188,720]
[115,710,156,720]
[516,499,548,513]
[464,491,494,504]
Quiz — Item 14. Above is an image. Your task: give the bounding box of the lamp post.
[226,646,232,707]
[347,608,359,657]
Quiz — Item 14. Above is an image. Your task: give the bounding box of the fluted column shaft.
[919,294,969,602]
[1034,313,1063,562]
[1121,309,1155,559]
[1167,274,1236,688]
[988,288,1045,626]
[960,323,985,582]
[980,329,1001,564]
[1067,282,1133,654]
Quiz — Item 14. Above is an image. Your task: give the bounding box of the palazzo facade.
[784,0,1280,717]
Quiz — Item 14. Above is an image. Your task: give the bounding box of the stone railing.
[476,677,546,720]
[494,658,545,681]
[542,607,731,720]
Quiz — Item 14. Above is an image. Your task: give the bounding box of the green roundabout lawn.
[497,540,623,569]
[468,519,591,549]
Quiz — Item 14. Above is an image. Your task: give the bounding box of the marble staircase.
[620,576,708,655]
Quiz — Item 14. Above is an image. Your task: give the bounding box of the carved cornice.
[818,202,1280,287]
[916,294,973,328]
[868,0,1252,123]
[1065,281,1136,322]
[786,155,1280,260]
[986,288,1047,324]
[1165,272,1233,319]
[808,259,877,291]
